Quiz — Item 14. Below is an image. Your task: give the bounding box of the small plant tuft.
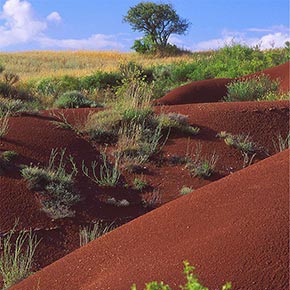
[179,186,194,195]
[272,132,290,153]
[79,221,115,246]
[186,144,218,178]
[133,176,148,191]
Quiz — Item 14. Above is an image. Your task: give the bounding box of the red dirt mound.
[154,78,232,105]
[0,114,101,231]
[243,61,290,92]
[155,62,289,105]
[13,149,289,290]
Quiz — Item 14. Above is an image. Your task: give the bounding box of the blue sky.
[0,0,289,51]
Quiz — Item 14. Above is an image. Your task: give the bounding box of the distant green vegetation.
[0,43,289,110]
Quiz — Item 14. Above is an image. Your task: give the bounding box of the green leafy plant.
[79,221,115,246]
[224,74,280,102]
[54,90,98,108]
[0,222,41,289]
[131,261,231,290]
[21,148,80,219]
[82,151,121,187]
[124,2,190,55]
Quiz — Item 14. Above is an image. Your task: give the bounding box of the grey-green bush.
[54,91,98,108]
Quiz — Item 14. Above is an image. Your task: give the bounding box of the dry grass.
[0,50,194,82]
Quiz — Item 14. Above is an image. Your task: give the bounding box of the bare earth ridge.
[12,149,289,290]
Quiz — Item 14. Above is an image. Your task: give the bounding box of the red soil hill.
[13,149,289,290]
[155,62,289,105]
[242,61,290,92]
[0,114,101,232]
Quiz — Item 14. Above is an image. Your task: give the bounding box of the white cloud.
[39,34,122,50]
[0,0,122,50]
[191,26,290,51]
[46,11,61,23]
[0,0,47,47]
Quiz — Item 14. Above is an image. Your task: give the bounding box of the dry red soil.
[1,63,289,289]
[155,62,289,105]
[12,149,289,290]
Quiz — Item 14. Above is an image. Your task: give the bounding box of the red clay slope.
[244,61,290,92]
[13,149,289,290]
[0,113,101,231]
[154,78,232,105]
[155,62,289,105]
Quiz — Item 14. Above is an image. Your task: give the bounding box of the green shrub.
[131,261,232,290]
[86,110,121,143]
[224,74,280,102]
[34,75,81,97]
[158,113,199,135]
[80,71,122,92]
[54,90,98,109]
[0,97,27,116]
[21,148,80,219]
[0,222,40,289]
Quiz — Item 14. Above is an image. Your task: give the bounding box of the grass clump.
[186,144,218,178]
[179,186,194,195]
[0,222,40,289]
[224,74,280,102]
[21,148,80,219]
[79,221,115,246]
[0,150,18,175]
[82,151,121,187]
[0,111,9,138]
[273,132,290,153]
[133,176,148,191]
[158,113,200,135]
[53,90,98,108]
[85,110,121,143]
[0,97,27,117]
[131,260,232,290]
[217,131,257,154]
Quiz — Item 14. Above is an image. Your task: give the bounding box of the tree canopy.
[123,2,190,53]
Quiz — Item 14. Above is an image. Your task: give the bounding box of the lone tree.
[124,2,190,54]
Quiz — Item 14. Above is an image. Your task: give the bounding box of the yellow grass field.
[0,50,199,82]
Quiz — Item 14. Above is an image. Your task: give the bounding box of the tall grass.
[0,51,194,82]
[0,223,40,289]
